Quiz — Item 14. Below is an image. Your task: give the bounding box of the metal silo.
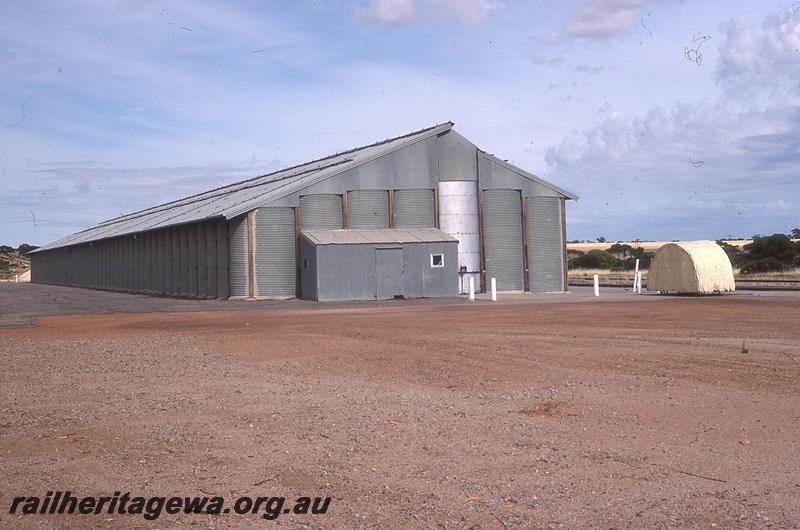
[438,181,481,293]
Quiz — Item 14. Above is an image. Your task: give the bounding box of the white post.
[469,277,475,301]
[636,271,642,294]
[593,274,599,297]
[15,275,19,283]
[491,277,497,301]
[633,259,639,292]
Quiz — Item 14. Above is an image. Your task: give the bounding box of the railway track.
[733,279,800,291]
[569,278,800,291]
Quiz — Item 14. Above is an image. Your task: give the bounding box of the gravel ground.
[1,284,798,529]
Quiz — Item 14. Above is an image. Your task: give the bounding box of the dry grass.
[0,252,30,280]
[732,269,800,281]
[567,239,770,253]
[568,268,644,286]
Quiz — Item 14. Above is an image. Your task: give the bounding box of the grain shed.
[30,122,578,300]
[647,240,735,294]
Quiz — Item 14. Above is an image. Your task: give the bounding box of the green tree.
[569,249,619,270]
[737,233,798,273]
[16,244,38,255]
[716,240,745,267]
[607,243,653,269]
[744,234,796,265]
[608,243,633,259]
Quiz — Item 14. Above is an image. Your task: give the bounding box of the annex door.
[375,247,404,300]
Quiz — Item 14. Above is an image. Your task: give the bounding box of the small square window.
[431,254,444,268]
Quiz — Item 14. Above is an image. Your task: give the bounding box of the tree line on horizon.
[0,244,39,255]
[5,230,800,276]
[568,229,800,273]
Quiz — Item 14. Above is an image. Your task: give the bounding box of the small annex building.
[647,240,735,294]
[30,122,578,301]
[300,228,458,301]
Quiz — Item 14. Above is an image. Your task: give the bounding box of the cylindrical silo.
[438,181,481,293]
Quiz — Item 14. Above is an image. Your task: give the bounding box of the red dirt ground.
[1,288,798,529]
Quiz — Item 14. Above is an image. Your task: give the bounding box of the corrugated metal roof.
[302,228,458,246]
[34,123,455,252]
[34,121,578,252]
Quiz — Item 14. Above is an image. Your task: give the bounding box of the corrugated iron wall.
[205,222,217,299]
[145,232,154,292]
[170,227,181,294]
[253,207,297,298]
[188,224,199,297]
[347,190,390,229]
[299,194,343,230]
[393,188,435,228]
[527,196,566,293]
[229,214,250,298]
[195,226,204,295]
[158,230,167,294]
[437,130,478,182]
[29,219,233,299]
[482,189,525,291]
[216,219,230,299]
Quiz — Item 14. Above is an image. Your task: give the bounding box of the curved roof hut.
[647,240,735,294]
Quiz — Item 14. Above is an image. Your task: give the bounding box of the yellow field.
[567,239,755,253]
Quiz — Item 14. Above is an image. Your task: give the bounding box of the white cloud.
[716,9,800,106]
[542,0,656,43]
[362,0,418,26]
[547,100,800,240]
[361,0,504,28]
[428,0,505,27]
[4,162,282,244]
[3,2,799,246]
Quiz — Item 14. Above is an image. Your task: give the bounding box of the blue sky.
[2,0,799,247]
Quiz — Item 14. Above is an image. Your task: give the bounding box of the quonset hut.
[647,240,736,294]
[30,123,578,301]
